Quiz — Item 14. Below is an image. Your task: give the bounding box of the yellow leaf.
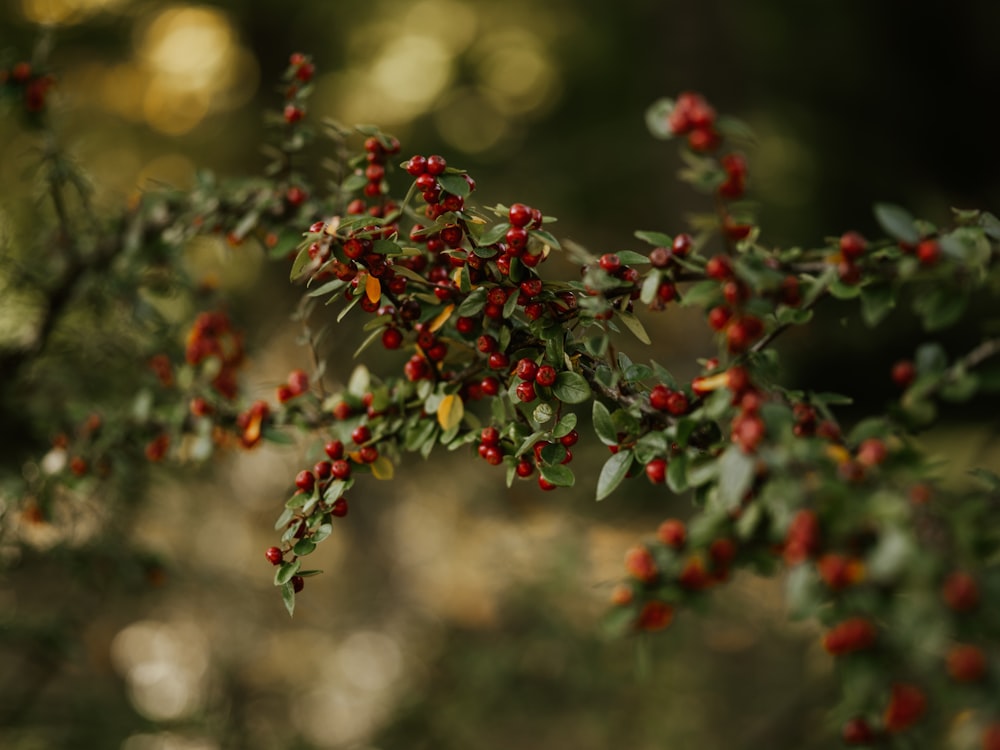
[437,393,464,431]
[429,303,455,332]
[365,274,381,304]
[371,455,395,480]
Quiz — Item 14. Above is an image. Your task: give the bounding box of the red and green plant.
[3,50,1000,748]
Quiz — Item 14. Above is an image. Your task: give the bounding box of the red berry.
[487,351,509,370]
[405,156,427,175]
[624,545,658,582]
[841,718,876,745]
[332,498,349,517]
[515,381,537,402]
[916,238,941,266]
[277,384,295,404]
[482,445,503,465]
[509,203,532,228]
[649,247,671,267]
[351,425,371,445]
[839,231,867,261]
[709,537,737,572]
[983,723,1000,750]
[481,376,500,396]
[817,554,863,591]
[519,279,543,297]
[314,460,332,480]
[559,430,579,448]
[505,227,528,251]
[636,601,674,631]
[947,644,987,683]
[287,369,310,396]
[325,440,344,460]
[358,445,378,463]
[645,458,667,484]
[666,391,689,416]
[283,104,304,124]
[515,458,534,478]
[891,360,917,389]
[656,519,686,548]
[535,365,557,387]
[705,255,733,280]
[516,358,539,381]
[331,460,351,480]
[286,185,307,206]
[290,575,305,592]
[856,438,888,467]
[783,509,821,565]
[943,571,980,612]
[883,683,926,733]
[707,305,732,331]
[538,476,556,491]
[382,327,403,349]
[672,233,693,257]
[426,154,447,175]
[599,253,621,273]
[265,546,283,565]
[477,335,498,353]
[295,470,315,492]
[822,617,877,655]
[649,384,672,411]
[726,316,763,353]
[732,413,765,452]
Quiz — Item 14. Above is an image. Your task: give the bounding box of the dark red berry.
[352,425,371,444]
[509,203,531,228]
[295,470,315,492]
[426,154,447,175]
[265,546,283,565]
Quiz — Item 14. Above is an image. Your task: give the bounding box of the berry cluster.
[667,91,720,152]
[615,519,739,633]
[0,61,54,116]
[184,310,244,400]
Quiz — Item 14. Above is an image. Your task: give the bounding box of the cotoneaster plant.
[4,51,1000,749]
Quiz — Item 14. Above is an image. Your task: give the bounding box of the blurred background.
[1,1,999,748]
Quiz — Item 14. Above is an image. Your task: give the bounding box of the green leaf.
[281,581,296,617]
[553,371,592,404]
[275,559,301,586]
[615,250,652,265]
[530,228,561,249]
[263,428,294,445]
[293,539,317,556]
[913,288,967,331]
[645,98,676,140]
[353,326,385,358]
[437,173,471,198]
[289,243,313,280]
[915,342,948,374]
[968,468,1000,491]
[456,288,487,316]
[307,278,348,298]
[640,270,662,305]
[679,280,720,308]
[634,229,673,247]
[596,450,633,501]
[617,312,651,344]
[592,401,617,445]
[860,284,896,327]
[539,463,575,487]
[553,412,578,438]
[874,203,920,244]
[667,453,688,493]
[717,446,755,511]
[532,402,554,425]
[477,222,509,246]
